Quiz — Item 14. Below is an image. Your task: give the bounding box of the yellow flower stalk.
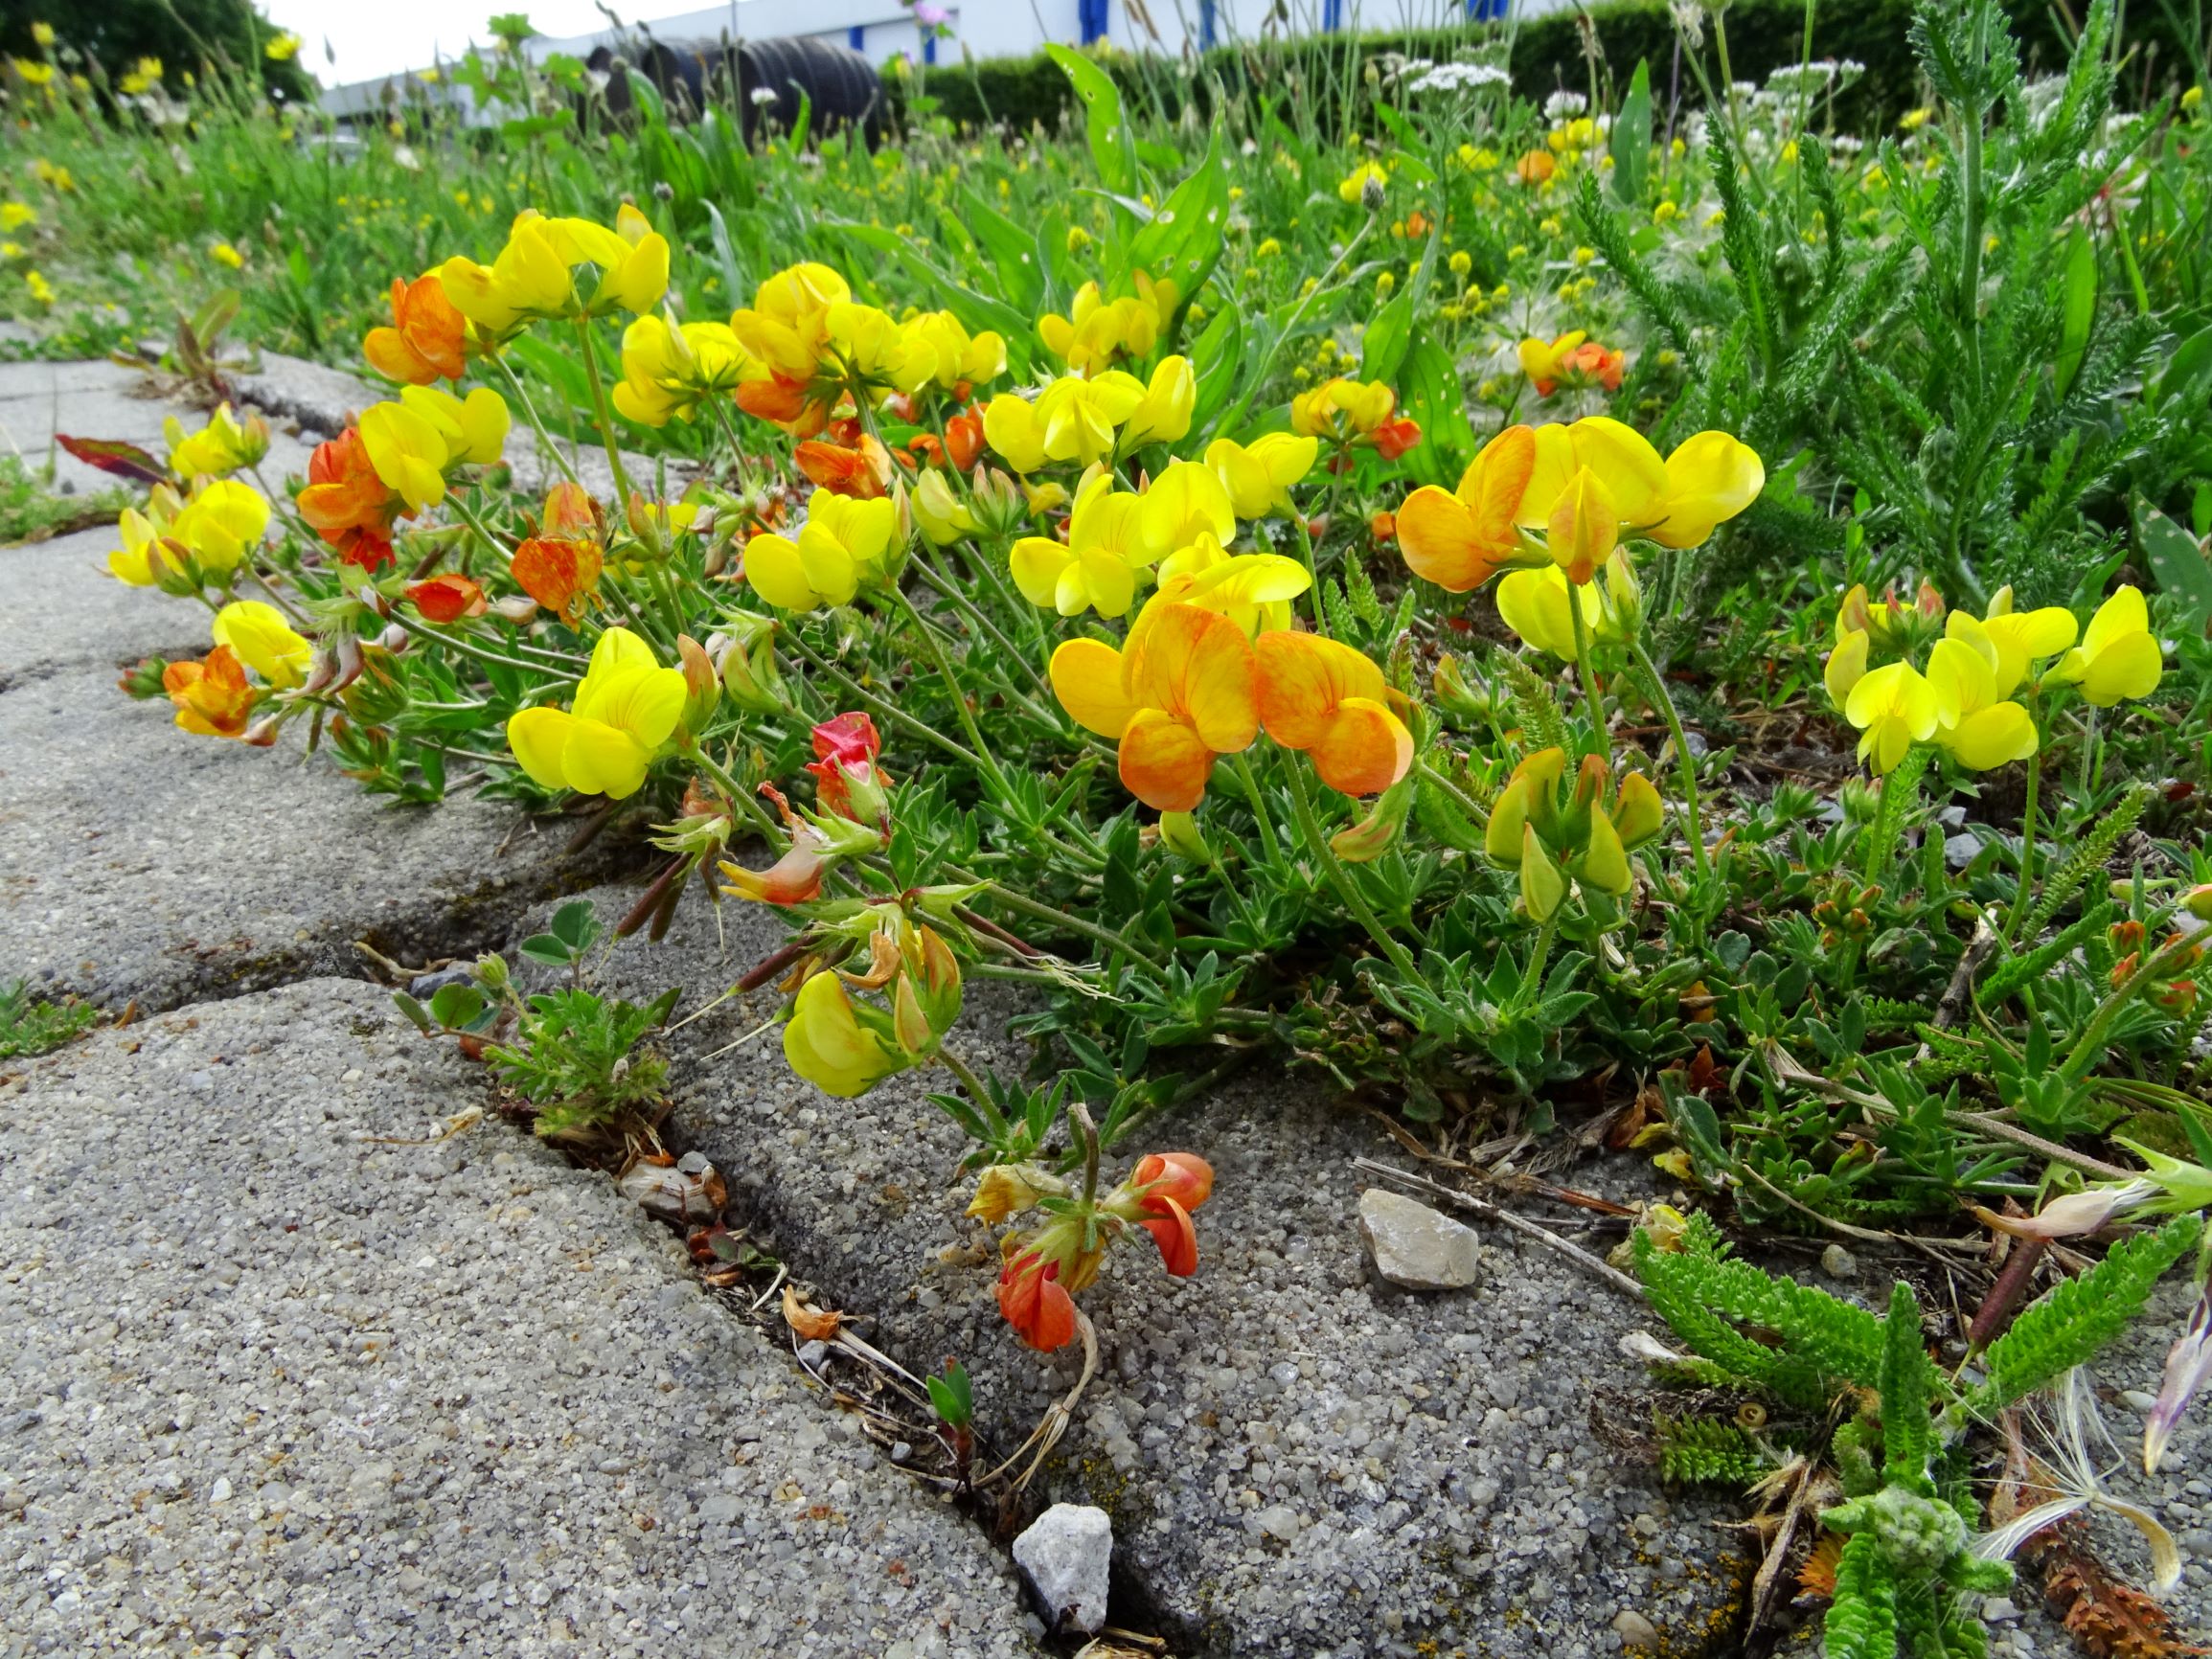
[166,403,268,480]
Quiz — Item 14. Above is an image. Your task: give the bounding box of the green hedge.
[890,0,2196,138]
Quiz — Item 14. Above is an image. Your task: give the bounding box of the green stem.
[489,352,582,489]
[891,587,1014,798]
[1282,757,1419,977]
[1956,16,1989,387]
[1568,581,1607,747]
[1231,751,1287,870]
[2062,936,2196,1083]
[571,317,638,511]
[383,607,582,682]
[1516,912,1560,1011]
[2003,742,2041,944]
[1630,636,1710,883]
[1291,511,1328,635]
[939,865,1173,980]
[1417,757,1486,825]
[938,1045,992,1102]
[783,631,986,771]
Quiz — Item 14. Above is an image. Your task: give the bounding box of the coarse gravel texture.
[0,977,1044,1659]
[517,876,1756,1658]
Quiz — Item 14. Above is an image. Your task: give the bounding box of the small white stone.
[1012,1503,1111,1635]
[209,1476,232,1504]
[1820,1243,1859,1279]
[1358,1191,1479,1290]
[1611,1608,1661,1648]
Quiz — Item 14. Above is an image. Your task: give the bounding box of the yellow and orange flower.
[1254,631,1413,796]
[1397,423,1539,591]
[162,645,257,739]
[296,426,405,571]
[1517,330,1626,398]
[1050,602,1260,811]
[364,273,467,384]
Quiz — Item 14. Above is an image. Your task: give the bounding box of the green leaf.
[1608,60,1653,208]
[1361,291,1414,387]
[518,934,577,969]
[1189,305,1244,437]
[1127,130,1231,333]
[2139,504,2212,632]
[1878,1280,1935,1491]
[428,984,487,1030]
[1045,45,1136,198]
[391,991,432,1034]
[2054,225,2097,399]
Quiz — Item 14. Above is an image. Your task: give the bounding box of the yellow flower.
[13,57,53,86]
[30,23,54,47]
[105,490,186,586]
[209,240,244,270]
[908,310,1006,392]
[1524,417,1765,552]
[981,392,1047,473]
[1037,277,1172,374]
[744,491,900,611]
[1121,354,1194,448]
[1139,458,1236,555]
[1033,371,1148,467]
[611,316,747,426]
[1292,376,1397,439]
[1544,466,1618,585]
[1205,433,1319,519]
[1843,661,1938,773]
[166,402,269,479]
[1011,470,1158,618]
[440,210,669,340]
[119,57,163,95]
[2050,585,2163,707]
[1823,626,1869,707]
[1496,565,1603,660]
[784,971,905,1099]
[1899,106,1933,130]
[1152,537,1311,638]
[1336,161,1389,205]
[170,479,270,573]
[264,31,302,61]
[212,601,310,689]
[505,627,688,800]
[911,469,976,546]
[24,269,53,306]
[1949,590,2078,698]
[823,301,934,397]
[729,261,850,378]
[1924,637,2038,771]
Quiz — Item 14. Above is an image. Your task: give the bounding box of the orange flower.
[946,410,984,472]
[512,536,602,624]
[363,273,467,385]
[162,645,256,738]
[795,435,892,499]
[736,372,830,437]
[1369,510,1397,542]
[1518,331,1627,398]
[1128,1151,1214,1278]
[1371,417,1423,461]
[1049,602,1260,811]
[296,426,404,571]
[539,479,600,541]
[1395,423,1537,591]
[1516,149,1557,184]
[1255,631,1414,796]
[723,822,832,905]
[997,1248,1078,1352]
[404,573,487,623]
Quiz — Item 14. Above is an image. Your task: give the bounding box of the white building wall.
[325,0,1554,116]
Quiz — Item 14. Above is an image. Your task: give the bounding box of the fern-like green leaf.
[1980,902,2113,1005]
[1491,647,1571,755]
[2020,785,2148,941]
[1880,1280,1937,1494]
[1633,1227,1887,1411]
[1655,1414,1775,1488]
[1964,1214,2201,1419]
[1824,1530,1899,1659]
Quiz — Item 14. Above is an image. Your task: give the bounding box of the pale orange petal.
[1120,707,1216,811]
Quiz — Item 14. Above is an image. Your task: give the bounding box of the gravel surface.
[0,977,1042,1658]
[520,878,1753,1656]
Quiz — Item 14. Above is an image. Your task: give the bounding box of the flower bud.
[712,615,787,715]
[2184,885,2212,921]
[1600,549,1643,639]
[378,623,410,653]
[968,1163,1066,1224]
[1520,824,1567,920]
[1159,809,1214,865]
[1485,776,1530,866]
[892,971,936,1058]
[118,655,171,699]
[490,594,541,625]
[1432,653,1494,721]
[475,952,511,990]
[1614,772,1664,847]
[676,633,720,734]
[1331,773,1415,863]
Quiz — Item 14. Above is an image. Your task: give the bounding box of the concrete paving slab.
[0,977,1042,1659]
[0,668,614,1013]
[0,523,212,690]
[514,879,1752,1657]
